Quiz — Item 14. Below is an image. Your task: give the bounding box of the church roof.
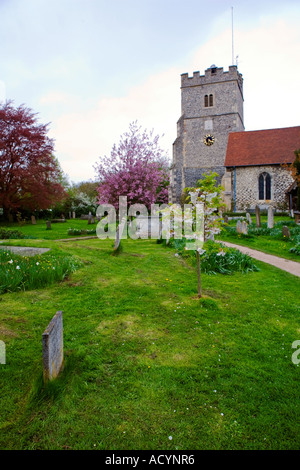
[225,126,300,167]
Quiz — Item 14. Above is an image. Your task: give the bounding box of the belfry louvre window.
[204,94,214,107]
[258,172,271,200]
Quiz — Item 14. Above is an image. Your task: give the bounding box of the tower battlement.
[181,65,243,95]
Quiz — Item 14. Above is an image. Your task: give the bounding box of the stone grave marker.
[236,220,243,233]
[241,220,248,234]
[31,215,36,225]
[88,214,92,225]
[72,211,76,219]
[0,340,5,365]
[246,212,252,224]
[267,206,274,228]
[255,205,261,228]
[223,215,229,224]
[114,218,127,251]
[42,311,64,382]
[282,225,291,239]
[46,220,51,230]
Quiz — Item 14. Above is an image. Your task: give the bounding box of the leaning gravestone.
[246,212,252,224]
[42,311,64,382]
[267,206,274,229]
[31,215,36,225]
[113,218,127,251]
[282,225,291,239]
[255,205,261,228]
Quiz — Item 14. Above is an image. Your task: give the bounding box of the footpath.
[219,241,300,278]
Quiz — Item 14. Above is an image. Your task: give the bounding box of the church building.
[170,64,299,211]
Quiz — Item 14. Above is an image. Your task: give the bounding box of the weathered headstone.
[42,311,64,382]
[31,215,36,225]
[113,218,126,251]
[223,215,229,224]
[236,220,243,233]
[255,205,261,228]
[68,211,71,219]
[241,220,248,234]
[46,220,51,230]
[246,212,252,224]
[267,206,274,228]
[282,225,291,239]
[88,214,92,225]
[0,340,5,365]
[72,211,76,219]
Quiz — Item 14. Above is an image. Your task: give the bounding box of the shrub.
[67,228,97,236]
[0,228,27,239]
[0,249,82,293]
[163,238,259,275]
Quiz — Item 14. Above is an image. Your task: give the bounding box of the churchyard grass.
[0,236,299,450]
[218,216,300,262]
[0,218,98,240]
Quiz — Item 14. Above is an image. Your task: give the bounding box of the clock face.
[203,134,215,146]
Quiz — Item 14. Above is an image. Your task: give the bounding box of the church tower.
[170,65,244,203]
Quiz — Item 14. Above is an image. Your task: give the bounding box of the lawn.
[0,218,98,240]
[0,234,299,450]
[218,215,300,262]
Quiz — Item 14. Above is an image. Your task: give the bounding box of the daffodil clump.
[0,249,82,293]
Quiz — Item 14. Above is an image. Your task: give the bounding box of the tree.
[94,121,170,210]
[184,172,225,298]
[0,101,66,219]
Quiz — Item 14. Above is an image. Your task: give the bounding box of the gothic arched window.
[209,94,214,106]
[204,95,208,107]
[258,172,271,200]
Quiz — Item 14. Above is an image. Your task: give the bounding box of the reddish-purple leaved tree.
[94,122,170,210]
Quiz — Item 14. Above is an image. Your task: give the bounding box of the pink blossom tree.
[94,122,170,210]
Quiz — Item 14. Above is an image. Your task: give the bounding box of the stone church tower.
[170,65,244,204]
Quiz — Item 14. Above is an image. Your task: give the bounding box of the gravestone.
[223,215,229,224]
[46,220,51,230]
[267,206,274,229]
[68,212,71,219]
[246,212,252,224]
[88,214,92,225]
[31,215,36,225]
[114,218,126,251]
[72,211,76,219]
[282,226,291,239]
[241,221,248,234]
[0,340,5,365]
[255,205,261,228]
[236,220,243,233]
[42,311,64,382]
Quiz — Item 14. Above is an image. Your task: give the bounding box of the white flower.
[52,267,55,270]
[16,265,20,270]
[168,436,173,440]
[217,250,226,256]
[197,248,206,255]
[36,262,39,265]
[9,259,13,264]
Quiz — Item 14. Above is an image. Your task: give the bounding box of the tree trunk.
[196,251,201,298]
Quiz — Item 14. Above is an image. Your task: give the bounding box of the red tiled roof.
[225,126,300,167]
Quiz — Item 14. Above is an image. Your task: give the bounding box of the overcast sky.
[0,0,299,183]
